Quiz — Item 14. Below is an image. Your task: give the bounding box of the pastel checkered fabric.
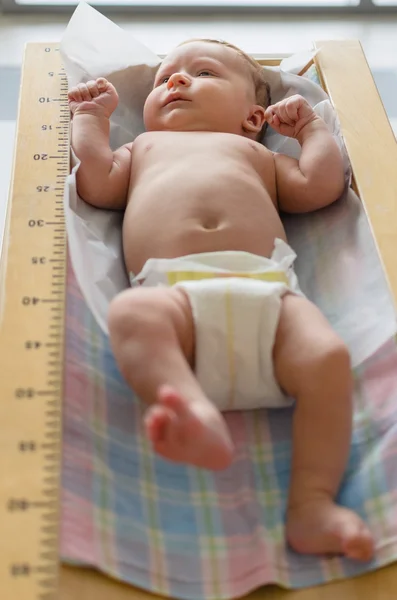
[61,259,397,598]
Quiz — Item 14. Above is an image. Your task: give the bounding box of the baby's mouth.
[164,94,190,107]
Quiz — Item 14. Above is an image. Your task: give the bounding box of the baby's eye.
[198,71,213,77]
[161,76,170,84]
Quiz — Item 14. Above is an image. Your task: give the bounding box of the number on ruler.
[22,297,40,305]
[36,185,50,191]
[19,441,37,452]
[8,498,30,512]
[25,340,42,349]
[28,220,44,227]
[38,97,51,103]
[14,388,35,398]
[31,257,46,264]
[10,564,31,577]
[33,154,48,160]
[41,125,52,131]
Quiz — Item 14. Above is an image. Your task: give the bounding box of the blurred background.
[1,0,396,250]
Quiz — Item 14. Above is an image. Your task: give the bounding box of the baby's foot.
[144,385,234,470]
[287,498,374,561]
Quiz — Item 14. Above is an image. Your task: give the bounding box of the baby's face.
[143,41,261,136]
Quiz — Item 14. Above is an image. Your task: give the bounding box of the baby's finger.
[272,114,281,129]
[276,103,295,126]
[285,99,300,122]
[96,77,109,92]
[86,80,100,98]
[77,83,92,102]
[68,87,83,103]
[264,106,275,123]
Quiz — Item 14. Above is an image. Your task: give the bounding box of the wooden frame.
[7,39,397,599]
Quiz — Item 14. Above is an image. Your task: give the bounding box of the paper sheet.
[61,1,396,367]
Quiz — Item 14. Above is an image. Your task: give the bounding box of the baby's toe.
[144,404,176,444]
[157,384,188,416]
[343,527,374,562]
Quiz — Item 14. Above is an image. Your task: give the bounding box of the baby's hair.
[177,38,271,140]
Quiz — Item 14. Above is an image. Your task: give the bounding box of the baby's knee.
[313,336,351,375]
[297,336,352,403]
[275,294,352,397]
[109,288,169,336]
[108,287,193,351]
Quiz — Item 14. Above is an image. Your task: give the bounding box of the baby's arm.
[68,78,131,210]
[265,95,345,213]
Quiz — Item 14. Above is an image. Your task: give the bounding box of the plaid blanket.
[61,257,397,599]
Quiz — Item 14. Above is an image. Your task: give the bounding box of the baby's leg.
[273,294,374,561]
[108,287,233,470]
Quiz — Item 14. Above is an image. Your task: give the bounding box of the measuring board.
[0,43,69,599]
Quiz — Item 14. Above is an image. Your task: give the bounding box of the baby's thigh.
[273,293,350,398]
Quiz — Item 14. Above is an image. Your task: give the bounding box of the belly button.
[202,217,219,231]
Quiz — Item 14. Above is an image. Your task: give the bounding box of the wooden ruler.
[0,43,68,599]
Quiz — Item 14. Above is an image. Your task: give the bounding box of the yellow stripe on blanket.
[166,270,289,286]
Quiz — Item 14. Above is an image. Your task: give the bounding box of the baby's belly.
[123,194,286,275]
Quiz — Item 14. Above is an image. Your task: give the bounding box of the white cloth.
[130,240,298,411]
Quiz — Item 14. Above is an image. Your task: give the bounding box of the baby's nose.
[167,72,190,89]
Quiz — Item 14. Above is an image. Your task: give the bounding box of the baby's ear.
[243,105,266,134]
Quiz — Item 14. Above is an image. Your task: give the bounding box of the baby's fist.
[68,77,119,118]
[264,95,317,139]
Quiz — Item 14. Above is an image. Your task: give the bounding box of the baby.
[68,38,374,561]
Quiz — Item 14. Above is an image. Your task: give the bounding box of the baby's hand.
[264,94,318,139]
[68,77,119,118]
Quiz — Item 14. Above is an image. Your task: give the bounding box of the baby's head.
[143,39,271,141]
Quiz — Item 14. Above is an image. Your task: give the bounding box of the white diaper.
[130,239,301,412]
